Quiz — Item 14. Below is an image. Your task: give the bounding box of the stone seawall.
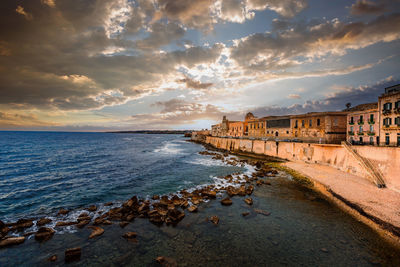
[201,136,400,191]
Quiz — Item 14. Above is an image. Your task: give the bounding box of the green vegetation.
[265,162,314,187]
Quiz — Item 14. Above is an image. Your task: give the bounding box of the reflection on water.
[1,174,399,266]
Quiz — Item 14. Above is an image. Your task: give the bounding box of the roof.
[290,111,348,118]
[343,102,377,112]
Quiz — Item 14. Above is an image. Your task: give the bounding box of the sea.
[0,131,399,266]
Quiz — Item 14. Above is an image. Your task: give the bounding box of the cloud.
[15,5,33,20]
[350,0,385,16]
[0,112,59,127]
[135,22,186,50]
[41,0,56,8]
[177,76,213,90]
[288,94,301,99]
[246,0,308,18]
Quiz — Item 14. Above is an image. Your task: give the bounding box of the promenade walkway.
[283,161,400,236]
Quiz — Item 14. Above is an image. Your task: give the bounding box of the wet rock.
[119,221,129,228]
[48,255,57,262]
[88,226,104,239]
[86,205,97,212]
[23,231,35,237]
[77,214,91,222]
[11,219,34,231]
[226,186,238,197]
[159,196,172,206]
[0,236,25,248]
[104,202,113,206]
[221,197,232,206]
[35,227,55,242]
[126,214,135,222]
[187,205,198,212]
[210,216,219,225]
[244,198,253,205]
[0,220,4,229]
[245,185,254,195]
[202,190,217,199]
[320,248,329,253]
[264,180,271,185]
[152,195,160,200]
[123,232,138,239]
[76,220,90,229]
[254,209,271,216]
[36,218,52,226]
[256,180,263,186]
[149,214,164,225]
[93,218,112,226]
[55,221,77,227]
[242,212,250,217]
[180,200,189,209]
[167,209,185,224]
[65,247,81,263]
[155,256,177,267]
[57,208,69,216]
[237,186,246,196]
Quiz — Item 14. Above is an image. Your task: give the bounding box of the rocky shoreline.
[0,148,282,264]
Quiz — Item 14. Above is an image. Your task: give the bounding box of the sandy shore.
[282,161,400,245]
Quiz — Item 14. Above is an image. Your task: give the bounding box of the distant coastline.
[108,130,193,134]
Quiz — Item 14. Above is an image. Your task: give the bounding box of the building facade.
[290,112,347,144]
[227,121,244,137]
[378,84,400,146]
[265,116,292,138]
[346,103,379,145]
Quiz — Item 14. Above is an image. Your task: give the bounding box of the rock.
[221,197,232,206]
[119,221,129,228]
[65,247,81,263]
[57,208,69,216]
[256,180,263,186]
[0,236,25,248]
[242,212,250,217]
[254,209,271,216]
[12,219,33,231]
[126,214,135,222]
[123,232,138,239]
[76,220,90,229]
[88,226,104,239]
[237,186,246,196]
[104,202,113,206]
[264,180,271,185]
[0,220,4,229]
[167,209,185,224]
[244,198,253,205]
[155,256,177,267]
[48,255,57,262]
[226,186,238,197]
[77,215,91,222]
[245,185,254,195]
[36,218,52,227]
[187,205,198,212]
[93,218,112,226]
[202,190,217,199]
[321,248,329,253]
[149,214,164,225]
[55,221,77,227]
[86,205,97,212]
[210,216,219,225]
[34,227,55,242]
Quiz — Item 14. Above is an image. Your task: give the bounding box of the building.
[346,103,379,145]
[290,112,347,144]
[247,116,267,138]
[211,116,229,137]
[265,116,292,138]
[227,121,244,137]
[378,84,400,146]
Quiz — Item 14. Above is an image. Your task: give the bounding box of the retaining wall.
[202,136,400,191]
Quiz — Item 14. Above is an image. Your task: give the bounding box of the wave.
[153,140,185,155]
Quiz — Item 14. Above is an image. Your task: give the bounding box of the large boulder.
[36,218,52,227]
[0,236,25,248]
[88,226,104,239]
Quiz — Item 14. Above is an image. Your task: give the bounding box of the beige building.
[290,112,347,144]
[227,121,244,137]
[378,84,400,146]
[346,103,379,145]
[265,116,292,138]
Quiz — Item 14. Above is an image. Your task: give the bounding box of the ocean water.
[1,132,399,266]
[0,132,242,221]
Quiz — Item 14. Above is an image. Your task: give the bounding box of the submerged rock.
[34,227,55,242]
[57,208,69,216]
[187,205,198,212]
[88,226,104,239]
[55,221,77,227]
[11,219,33,231]
[0,236,25,248]
[221,197,233,206]
[210,216,219,225]
[48,255,57,262]
[242,212,250,217]
[86,205,97,212]
[104,202,113,206]
[155,256,177,267]
[119,221,129,228]
[244,198,253,205]
[36,218,52,227]
[254,209,271,216]
[65,247,81,263]
[123,232,137,239]
[245,185,254,195]
[76,220,90,229]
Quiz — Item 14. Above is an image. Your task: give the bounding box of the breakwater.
[198,136,400,191]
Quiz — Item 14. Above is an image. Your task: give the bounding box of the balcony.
[394,108,400,114]
[357,120,364,125]
[368,120,375,125]
[357,132,364,136]
[347,131,355,136]
[348,121,355,125]
[382,109,392,116]
[367,131,375,136]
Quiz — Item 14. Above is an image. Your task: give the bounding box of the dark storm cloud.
[350,0,386,15]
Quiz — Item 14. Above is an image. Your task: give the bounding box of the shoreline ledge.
[191,139,400,248]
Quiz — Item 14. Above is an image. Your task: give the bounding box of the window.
[295,120,298,128]
[385,134,390,145]
[359,115,363,123]
[384,118,392,126]
[317,118,321,126]
[350,126,354,132]
[309,119,312,127]
[286,131,289,134]
[302,120,305,127]
[334,118,338,126]
[395,101,400,109]
[395,117,400,126]
[370,114,374,122]
[350,117,354,123]
[370,137,374,145]
[359,126,363,132]
[370,125,373,132]
[383,102,393,110]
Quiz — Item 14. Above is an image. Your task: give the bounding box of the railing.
[382,109,392,115]
[368,120,375,124]
[342,141,385,188]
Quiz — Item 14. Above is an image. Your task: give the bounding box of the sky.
[1,0,400,131]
